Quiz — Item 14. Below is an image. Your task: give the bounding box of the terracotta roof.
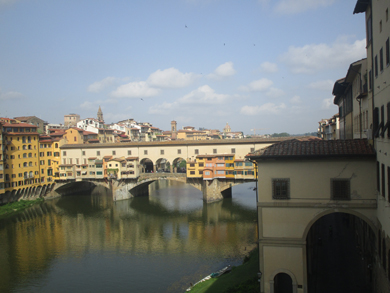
[103,155,113,159]
[247,139,375,160]
[83,130,97,135]
[88,157,97,160]
[126,157,139,160]
[2,122,37,128]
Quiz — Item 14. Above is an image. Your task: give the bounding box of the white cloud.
[280,37,366,74]
[240,78,273,92]
[290,95,302,104]
[0,89,24,100]
[266,87,285,98]
[111,81,160,98]
[275,0,335,15]
[308,80,334,91]
[260,62,278,73]
[88,77,117,93]
[208,62,236,79]
[322,98,334,109]
[178,85,230,105]
[148,101,177,114]
[147,67,199,88]
[240,103,286,115]
[149,85,231,115]
[79,101,96,110]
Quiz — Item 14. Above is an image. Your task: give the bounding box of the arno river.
[0,180,258,293]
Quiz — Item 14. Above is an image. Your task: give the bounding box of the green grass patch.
[0,198,44,217]
[187,247,259,293]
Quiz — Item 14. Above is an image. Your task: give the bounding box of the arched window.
[55,143,58,148]
[23,153,27,158]
[29,162,32,167]
[23,162,27,167]
[28,153,32,157]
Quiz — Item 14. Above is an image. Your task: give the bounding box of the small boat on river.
[210,265,231,278]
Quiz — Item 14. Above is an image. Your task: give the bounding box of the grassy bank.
[187,247,259,293]
[0,198,44,217]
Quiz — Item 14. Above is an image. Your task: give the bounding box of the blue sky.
[0,0,366,135]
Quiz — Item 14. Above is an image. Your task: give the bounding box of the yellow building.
[2,122,40,193]
[39,135,61,183]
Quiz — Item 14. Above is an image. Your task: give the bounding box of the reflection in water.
[0,181,257,293]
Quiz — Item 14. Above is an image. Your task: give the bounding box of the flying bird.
[140,98,144,101]
[185,25,187,28]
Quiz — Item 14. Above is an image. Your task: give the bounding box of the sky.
[0,0,366,135]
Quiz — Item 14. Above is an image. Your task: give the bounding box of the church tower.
[97,106,104,123]
[171,120,177,139]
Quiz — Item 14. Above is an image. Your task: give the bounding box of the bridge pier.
[202,179,232,203]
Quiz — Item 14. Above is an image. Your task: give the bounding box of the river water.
[0,180,258,293]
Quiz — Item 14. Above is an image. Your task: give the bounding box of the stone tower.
[171,120,177,139]
[97,106,104,123]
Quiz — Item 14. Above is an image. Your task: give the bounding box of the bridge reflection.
[0,182,257,292]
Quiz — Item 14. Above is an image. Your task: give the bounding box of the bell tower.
[97,106,104,123]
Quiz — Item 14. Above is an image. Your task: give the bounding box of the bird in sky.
[185,25,187,28]
[140,98,144,101]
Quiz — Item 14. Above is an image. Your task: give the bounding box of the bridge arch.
[269,269,297,293]
[140,158,154,173]
[172,157,186,173]
[302,207,376,240]
[155,158,169,172]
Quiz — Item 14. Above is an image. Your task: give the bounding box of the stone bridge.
[46,173,255,203]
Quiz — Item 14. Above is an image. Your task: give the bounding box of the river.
[0,180,258,293]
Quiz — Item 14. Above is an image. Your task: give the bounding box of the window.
[82,151,85,156]
[374,107,380,137]
[380,48,384,72]
[382,164,386,198]
[128,150,132,155]
[144,150,148,155]
[231,148,235,154]
[388,166,390,203]
[178,149,181,154]
[199,163,204,167]
[190,171,195,175]
[375,55,378,77]
[386,38,390,66]
[272,179,290,199]
[205,171,210,175]
[213,149,217,154]
[369,70,372,90]
[331,179,350,200]
[161,150,164,155]
[250,148,255,153]
[195,149,199,155]
[63,151,66,156]
[97,151,100,156]
[367,16,372,44]
[112,151,116,155]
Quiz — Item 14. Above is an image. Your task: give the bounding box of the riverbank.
[186,247,259,293]
[0,198,44,217]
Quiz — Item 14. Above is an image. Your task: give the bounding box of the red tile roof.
[247,139,375,159]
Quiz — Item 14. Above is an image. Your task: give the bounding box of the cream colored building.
[247,139,377,293]
[354,1,390,291]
